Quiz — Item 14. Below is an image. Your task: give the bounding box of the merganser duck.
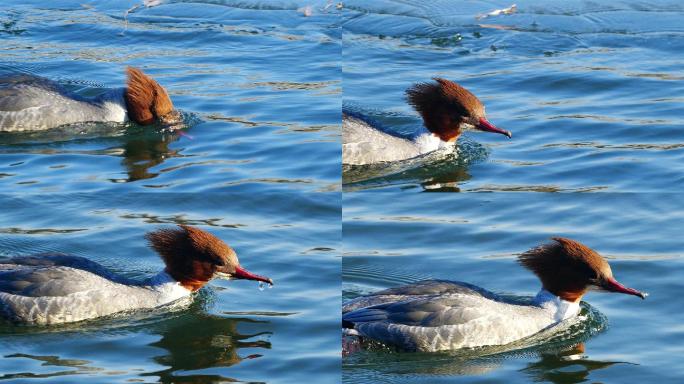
[343,78,512,165]
[0,67,181,132]
[342,238,645,352]
[0,225,272,325]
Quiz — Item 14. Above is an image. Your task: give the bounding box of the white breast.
[342,114,451,165]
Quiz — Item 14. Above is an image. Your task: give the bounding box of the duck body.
[0,74,128,132]
[341,78,511,166]
[0,255,190,325]
[343,238,646,353]
[342,280,578,352]
[342,113,449,165]
[0,225,273,326]
[0,67,179,132]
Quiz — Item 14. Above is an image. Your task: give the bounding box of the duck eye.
[587,272,601,284]
[460,115,479,128]
[453,114,468,124]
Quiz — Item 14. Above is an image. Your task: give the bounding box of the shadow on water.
[0,292,274,382]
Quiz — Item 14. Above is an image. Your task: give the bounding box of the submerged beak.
[478,117,512,138]
[159,110,183,127]
[602,277,647,299]
[228,265,273,285]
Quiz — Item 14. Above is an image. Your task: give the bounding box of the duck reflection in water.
[117,130,183,182]
[0,125,187,183]
[343,155,473,191]
[521,343,630,384]
[145,313,272,383]
[0,313,272,382]
[344,340,631,380]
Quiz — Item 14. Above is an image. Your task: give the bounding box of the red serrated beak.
[233,265,273,285]
[602,277,646,299]
[478,118,512,138]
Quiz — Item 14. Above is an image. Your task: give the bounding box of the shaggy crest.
[405,78,485,141]
[518,238,612,302]
[125,66,175,125]
[146,225,238,291]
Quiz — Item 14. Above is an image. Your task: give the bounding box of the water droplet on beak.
[257,281,273,291]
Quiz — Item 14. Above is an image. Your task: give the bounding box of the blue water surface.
[0,1,341,383]
[0,192,340,383]
[0,0,340,194]
[342,0,684,192]
[342,2,684,383]
[343,192,684,383]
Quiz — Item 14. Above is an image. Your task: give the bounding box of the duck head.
[124,66,182,127]
[406,78,511,142]
[146,225,273,292]
[518,237,646,302]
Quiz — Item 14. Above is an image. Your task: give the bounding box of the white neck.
[532,289,581,322]
[413,127,455,155]
[92,88,128,122]
[146,270,192,302]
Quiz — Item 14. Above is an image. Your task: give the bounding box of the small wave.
[343,265,436,297]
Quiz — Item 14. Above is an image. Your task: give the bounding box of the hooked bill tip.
[478,117,512,139]
[603,277,645,300]
[233,265,273,285]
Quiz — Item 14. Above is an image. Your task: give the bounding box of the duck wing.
[342,113,421,165]
[343,280,549,352]
[0,254,126,297]
[343,279,498,313]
